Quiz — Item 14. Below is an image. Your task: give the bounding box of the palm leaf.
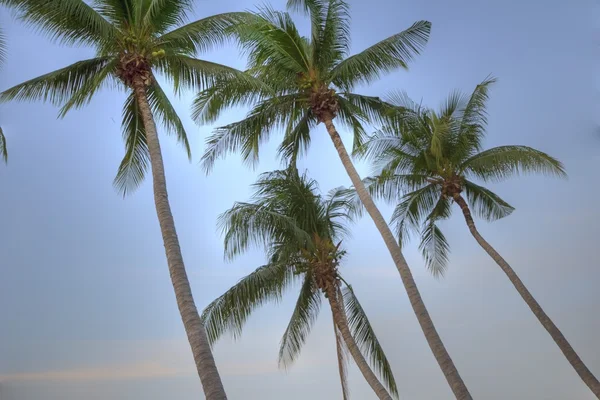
[461,145,567,182]
[201,94,302,173]
[113,91,150,196]
[342,284,399,398]
[0,57,113,107]
[316,0,350,71]
[279,273,322,368]
[143,0,192,34]
[331,20,430,90]
[463,179,514,222]
[419,219,450,277]
[218,202,312,260]
[390,184,439,246]
[1,0,116,47]
[146,78,191,159]
[0,127,7,164]
[201,262,295,345]
[158,12,251,55]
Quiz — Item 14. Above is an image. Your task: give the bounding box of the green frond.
[390,184,439,246]
[363,172,431,202]
[331,20,430,90]
[238,6,311,74]
[0,57,113,107]
[324,187,360,228]
[316,0,350,71]
[279,273,322,368]
[0,127,7,164]
[333,317,350,400]
[419,219,450,277]
[158,12,251,55]
[156,54,245,93]
[218,202,312,261]
[91,0,132,27]
[146,79,191,159]
[342,284,399,398]
[113,91,150,196]
[143,0,192,34]
[286,0,326,51]
[0,28,6,66]
[463,179,514,222]
[201,94,303,173]
[1,0,116,47]
[201,262,295,345]
[336,95,369,154]
[58,59,118,118]
[461,145,567,183]
[277,109,316,166]
[191,71,275,124]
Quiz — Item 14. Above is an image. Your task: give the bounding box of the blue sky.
[1,0,599,398]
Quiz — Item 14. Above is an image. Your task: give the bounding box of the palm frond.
[342,284,399,398]
[0,57,112,107]
[336,95,369,154]
[158,12,251,55]
[331,20,430,90]
[146,78,191,159]
[390,184,439,246]
[419,219,450,277]
[238,6,311,74]
[113,91,150,196]
[218,202,312,261]
[463,179,514,222]
[0,28,6,66]
[279,273,322,368]
[461,145,567,182]
[0,127,7,164]
[364,172,431,202]
[201,262,295,345]
[58,59,118,117]
[316,0,350,71]
[201,94,302,173]
[143,0,192,34]
[277,109,316,166]
[191,71,275,124]
[285,0,326,50]
[2,0,116,47]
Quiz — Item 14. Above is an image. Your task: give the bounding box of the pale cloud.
[0,362,185,383]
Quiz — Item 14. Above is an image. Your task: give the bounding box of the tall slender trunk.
[327,286,393,400]
[323,117,472,400]
[132,77,228,400]
[332,317,350,400]
[453,194,600,398]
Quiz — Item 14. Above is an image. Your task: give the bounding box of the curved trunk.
[453,194,600,398]
[132,77,228,400]
[327,286,393,400]
[323,117,472,400]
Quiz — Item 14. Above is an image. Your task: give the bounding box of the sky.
[0,0,599,399]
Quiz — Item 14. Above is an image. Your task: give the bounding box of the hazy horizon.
[1,0,599,399]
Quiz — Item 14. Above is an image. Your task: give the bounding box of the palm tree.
[359,78,600,398]
[194,1,472,397]
[0,1,258,397]
[202,167,398,400]
[0,26,7,163]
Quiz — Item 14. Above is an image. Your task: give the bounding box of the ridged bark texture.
[132,77,228,400]
[327,286,393,400]
[323,117,472,400]
[453,194,600,398]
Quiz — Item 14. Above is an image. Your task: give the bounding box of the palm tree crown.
[0,0,249,192]
[360,77,566,275]
[196,0,431,170]
[202,167,399,398]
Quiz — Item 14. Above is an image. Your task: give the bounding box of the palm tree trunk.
[332,318,350,400]
[323,116,472,400]
[132,77,228,400]
[327,286,393,400]
[453,194,600,398]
